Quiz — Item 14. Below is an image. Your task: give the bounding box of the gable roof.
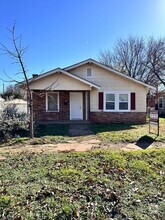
[19,58,156,90]
[64,58,155,90]
[25,68,100,89]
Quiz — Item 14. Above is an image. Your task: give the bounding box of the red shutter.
[98,92,104,110]
[131,92,136,110]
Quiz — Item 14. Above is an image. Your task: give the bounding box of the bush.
[0,105,29,142]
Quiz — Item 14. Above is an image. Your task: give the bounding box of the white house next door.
[70,92,83,120]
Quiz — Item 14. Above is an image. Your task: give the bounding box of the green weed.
[0,149,165,219]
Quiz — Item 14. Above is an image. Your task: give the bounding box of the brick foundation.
[90,112,146,124]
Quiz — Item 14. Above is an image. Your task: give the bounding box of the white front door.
[70,92,83,120]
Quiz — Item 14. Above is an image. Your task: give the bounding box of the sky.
[0,0,165,92]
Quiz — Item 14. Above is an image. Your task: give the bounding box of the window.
[119,94,128,110]
[106,94,115,110]
[86,68,92,77]
[46,92,59,111]
[104,91,130,111]
[158,97,163,109]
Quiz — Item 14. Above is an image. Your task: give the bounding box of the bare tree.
[1,84,24,100]
[99,49,114,68]
[145,37,165,87]
[99,36,165,87]
[0,23,34,138]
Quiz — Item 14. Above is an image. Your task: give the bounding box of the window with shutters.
[106,94,115,110]
[46,92,59,112]
[119,94,128,110]
[104,91,130,111]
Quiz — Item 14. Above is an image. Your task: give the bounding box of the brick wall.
[33,91,145,124]
[90,112,146,124]
[59,91,70,121]
[33,91,70,122]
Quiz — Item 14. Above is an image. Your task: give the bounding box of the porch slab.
[69,123,94,136]
[37,120,91,125]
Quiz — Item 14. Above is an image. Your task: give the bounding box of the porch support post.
[86,91,90,121]
[85,91,88,121]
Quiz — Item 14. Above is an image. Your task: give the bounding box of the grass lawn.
[0,124,69,147]
[90,117,165,144]
[35,124,69,137]
[0,149,165,219]
[1,117,164,148]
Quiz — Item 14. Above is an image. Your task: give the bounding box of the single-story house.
[4,99,28,114]
[20,58,155,124]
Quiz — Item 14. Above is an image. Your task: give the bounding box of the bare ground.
[0,136,164,160]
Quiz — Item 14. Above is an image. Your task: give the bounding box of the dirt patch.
[0,138,164,159]
[0,139,101,157]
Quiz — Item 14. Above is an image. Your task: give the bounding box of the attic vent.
[86,68,92,77]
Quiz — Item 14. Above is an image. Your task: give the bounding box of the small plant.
[0,105,29,142]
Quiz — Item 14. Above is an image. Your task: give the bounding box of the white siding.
[4,99,27,114]
[29,73,91,91]
[71,64,147,112]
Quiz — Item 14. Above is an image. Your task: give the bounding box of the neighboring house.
[20,59,155,124]
[158,92,165,115]
[4,99,28,114]
[147,91,165,115]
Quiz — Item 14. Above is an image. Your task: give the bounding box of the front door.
[70,92,83,120]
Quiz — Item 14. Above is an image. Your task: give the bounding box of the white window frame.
[105,93,115,110]
[86,67,92,78]
[46,92,59,112]
[158,97,163,109]
[104,91,130,112]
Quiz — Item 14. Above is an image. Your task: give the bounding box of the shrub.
[0,105,29,142]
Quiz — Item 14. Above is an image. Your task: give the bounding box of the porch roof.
[19,68,100,90]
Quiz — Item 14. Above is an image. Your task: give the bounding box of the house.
[158,91,165,115]
[147,91,165,116]
[0,97,27,115]
[4,99,28,114]
[20,58,155,124]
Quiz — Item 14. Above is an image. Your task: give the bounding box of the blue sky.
[0,0,165,92]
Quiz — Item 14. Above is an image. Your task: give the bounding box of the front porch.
[36,120,91,125]
[33,90,90,123]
